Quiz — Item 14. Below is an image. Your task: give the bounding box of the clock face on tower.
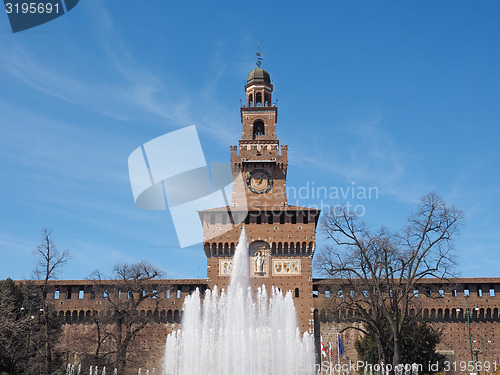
[246,169,273,194]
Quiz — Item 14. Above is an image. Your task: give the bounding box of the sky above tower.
[0,1,499,280]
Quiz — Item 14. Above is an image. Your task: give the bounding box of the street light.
[480,335,492,375]
[20,292,38,375]
[456,295,474,367]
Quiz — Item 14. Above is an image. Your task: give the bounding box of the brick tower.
[199,60,320,333]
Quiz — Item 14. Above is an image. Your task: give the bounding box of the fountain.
[163,228,316,375]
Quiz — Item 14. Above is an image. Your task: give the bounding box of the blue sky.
[1,1,499,280]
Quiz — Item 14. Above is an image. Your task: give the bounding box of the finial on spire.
[256,40,262,68]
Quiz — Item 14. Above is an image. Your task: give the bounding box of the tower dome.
[247,67,271,84]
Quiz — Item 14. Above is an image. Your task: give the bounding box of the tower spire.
[256,41,262,67]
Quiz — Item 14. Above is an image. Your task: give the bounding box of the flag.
[328,335,333,357]
[321,335,327,357]
[338,334,344,356]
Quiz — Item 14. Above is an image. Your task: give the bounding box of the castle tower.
[199,58,320,333]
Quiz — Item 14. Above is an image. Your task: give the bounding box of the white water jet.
[163,228,316,375]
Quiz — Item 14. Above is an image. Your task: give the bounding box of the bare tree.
[0,280,31,374]
[33,228,70,375]
[91,261,164,375]
[315,192,464,370]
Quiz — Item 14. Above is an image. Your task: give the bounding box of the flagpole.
[337,333,341,375]
[329,335,332,375]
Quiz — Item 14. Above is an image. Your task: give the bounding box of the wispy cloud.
[291,115,431,204]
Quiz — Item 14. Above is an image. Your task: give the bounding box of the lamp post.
[481,335,491,375]
[458,295,475,366]
[456,295,474,372]
[21,293,35,375]
[465,296,475,368]
[20,292,42,375]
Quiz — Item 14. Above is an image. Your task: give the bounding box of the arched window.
[264,93,271,107]
[174,310,180,323]
[212,243,217,256]
[256,92,262,107]
[253,120,265,139]
[451,308,457,320]
[271,242,276,255]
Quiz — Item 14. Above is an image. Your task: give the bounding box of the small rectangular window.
[152,290,158,299]
[490,288,495,297]
[313,290,319,297]
[363,290,369,297]
[464,289,470,297]
[478,289,483,297]
[78,290,84,299]
[54,290,60,300]
[325,290,331,298]
[453,290,458,297]
[350,290,355,298]
[413,289,419,298]
[338,290,343,298]
[103,291,109,299]
[176,290,181,299]
[438,289,445,298]
[166,290,171,299]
